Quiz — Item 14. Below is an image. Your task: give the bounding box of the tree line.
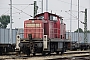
[0,15,10,28]
[74,28,90,33]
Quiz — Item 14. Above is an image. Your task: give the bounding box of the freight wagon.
[15,12,71,56]
[0,29,17,55]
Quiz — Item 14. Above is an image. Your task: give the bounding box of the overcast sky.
[0,0,90,32]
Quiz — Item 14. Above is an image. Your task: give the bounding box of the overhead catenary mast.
[70,0,72,34]
[10,0,12,44]
[84,9,87,43]
[78,0,79,43]
[42,0,43,13]
[34,1,38,17]
[46,0,48,12]
[70,0,72,50]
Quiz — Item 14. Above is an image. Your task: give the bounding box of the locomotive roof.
[34,12,63,18]
[25,12,63,22]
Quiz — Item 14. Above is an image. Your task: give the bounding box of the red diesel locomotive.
[15,12,71,56]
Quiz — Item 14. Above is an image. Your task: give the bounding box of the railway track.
[0,50,90,60]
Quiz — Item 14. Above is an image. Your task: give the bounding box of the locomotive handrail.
[49,28,60,38]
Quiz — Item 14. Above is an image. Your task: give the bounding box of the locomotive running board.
[51,38,71,42]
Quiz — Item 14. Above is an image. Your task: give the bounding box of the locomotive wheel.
[47,52,51,55]
[16,51,21,56]
[0,47,3,55]
[81,48,83,51]
[0,52,2,55]
[33,53,36,56]
[60,51,64,55]
[27,52,30,57]
[42,52,46,56]
[56,51,59,55]
[26,49,30,57]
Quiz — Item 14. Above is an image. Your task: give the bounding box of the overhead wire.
[15,4,33,11]
[65,11,78,20]
[0,4,34,23]
[1,3,33,17]
[21,4,31,10]
[57,0,90,9]
[10,3,34,15]
[5,4,33,15]
[11,4,32,14]
[9,4,33,5]
[12,6,33,17]
[65,11,85,24]
[1,10,9,15]
[1,0,87,19]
